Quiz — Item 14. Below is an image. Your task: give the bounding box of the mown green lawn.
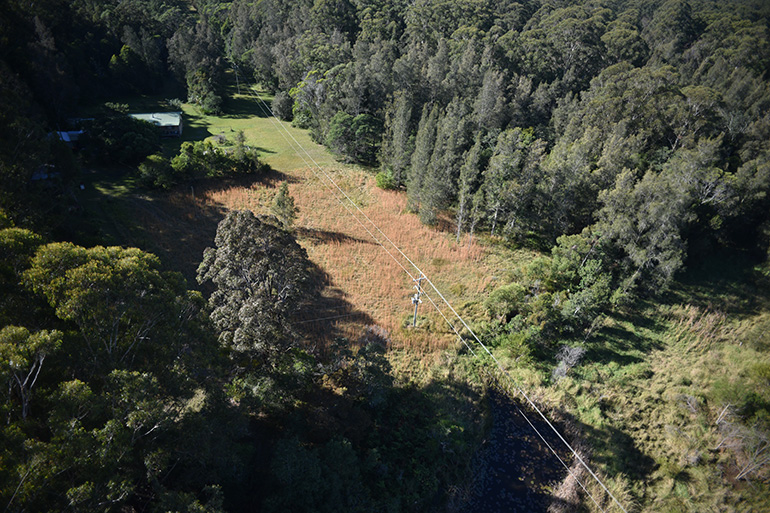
[170,81,336,172]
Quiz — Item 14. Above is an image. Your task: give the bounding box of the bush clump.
[272,91,293,121]
[171,139,270,180]
[138,135,271,189]
[375,170,396,190]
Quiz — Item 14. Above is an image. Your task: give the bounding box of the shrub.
[375,170,396,190]
[485,282,527,321]
[272,91,293,121]
[138,154,177,189]
[271,182,297,230]
[170,140,270,181]
[200,92,223,115]
[82,115,160,165]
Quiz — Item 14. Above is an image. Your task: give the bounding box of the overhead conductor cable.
[246,83,626,513]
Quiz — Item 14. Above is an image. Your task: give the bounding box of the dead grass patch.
[200,162,502,354]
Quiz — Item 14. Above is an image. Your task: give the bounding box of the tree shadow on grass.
[593,322,662,353]
[247,168,300,185]
[60,169,306,287]
[460,389,655,512]
[611,302,667,333]
[667,247,768,316]
[221,93,270,119]
[563,410,657,483]
[181,117,211,141]
[293,261,375,355]
[251,146,277,156]
[460,388,571,513]
[581,341,645,368]
[60,177,229,286]
[295,226,377,246]
[211,169,294,189]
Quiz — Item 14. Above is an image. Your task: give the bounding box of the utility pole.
[412,273,424,327]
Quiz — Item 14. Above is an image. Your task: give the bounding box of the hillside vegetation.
[1,0,769,512]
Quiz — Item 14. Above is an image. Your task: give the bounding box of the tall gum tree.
[197,211,312,368]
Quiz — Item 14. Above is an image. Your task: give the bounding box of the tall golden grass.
[200,164,492,352]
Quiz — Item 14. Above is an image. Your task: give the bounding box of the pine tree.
[381,91,414,186]
[271,182,298,230]
[473,68,507,131]
[457,134,483,241]
[407,103,439,212]
[234,130,247,162]
[467,188,485,247]
[419,97,470,225]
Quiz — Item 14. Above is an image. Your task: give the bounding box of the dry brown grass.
[200,163,497,352]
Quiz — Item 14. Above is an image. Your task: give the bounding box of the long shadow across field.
[295,226,377,246]
[460,389,655,512]
[460,389,571,513]
[669,247,768,316]
[222,93,271,119]
[293,261,375,354]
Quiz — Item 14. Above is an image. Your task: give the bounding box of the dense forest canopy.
[1,0,770,511]
[3,0,769,273]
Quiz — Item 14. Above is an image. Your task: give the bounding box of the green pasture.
[173,81,336,172]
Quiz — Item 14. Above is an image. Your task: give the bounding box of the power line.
[417,284,611,513]
[245,88,418,283]
[245,84,619,513]
[294,312,367,325]
[243,84,625,513]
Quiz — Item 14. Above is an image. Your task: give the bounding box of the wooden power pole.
[412,273,424,327]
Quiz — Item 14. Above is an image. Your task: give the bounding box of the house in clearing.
[129,112,183,137]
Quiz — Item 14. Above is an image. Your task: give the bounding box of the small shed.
[129,112,183,137]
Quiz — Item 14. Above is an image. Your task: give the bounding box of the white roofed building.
[129,112,183,137]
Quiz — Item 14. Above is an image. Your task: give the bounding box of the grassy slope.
[517,262,770,511]
[69,79,770,512]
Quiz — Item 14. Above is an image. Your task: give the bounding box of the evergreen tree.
[457,134,483,241]
[24,243,202,378]
[467,188,485,247]
[197,211,311,366]
[483,128,524,235]
[380,91,414,187]
[426,39,450,101]
[597,168,694,297]
[407,103,439,212]
[473,68,507,132]
[0,326,61,420]
[419,97,470,225]
[271,182,298,230]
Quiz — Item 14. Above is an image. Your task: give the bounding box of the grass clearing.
[71,77,537,360]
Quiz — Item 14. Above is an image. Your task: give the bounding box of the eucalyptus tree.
[25,243,203,378]
[197,211,312,369]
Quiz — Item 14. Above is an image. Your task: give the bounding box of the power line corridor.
[242,81,628,513]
